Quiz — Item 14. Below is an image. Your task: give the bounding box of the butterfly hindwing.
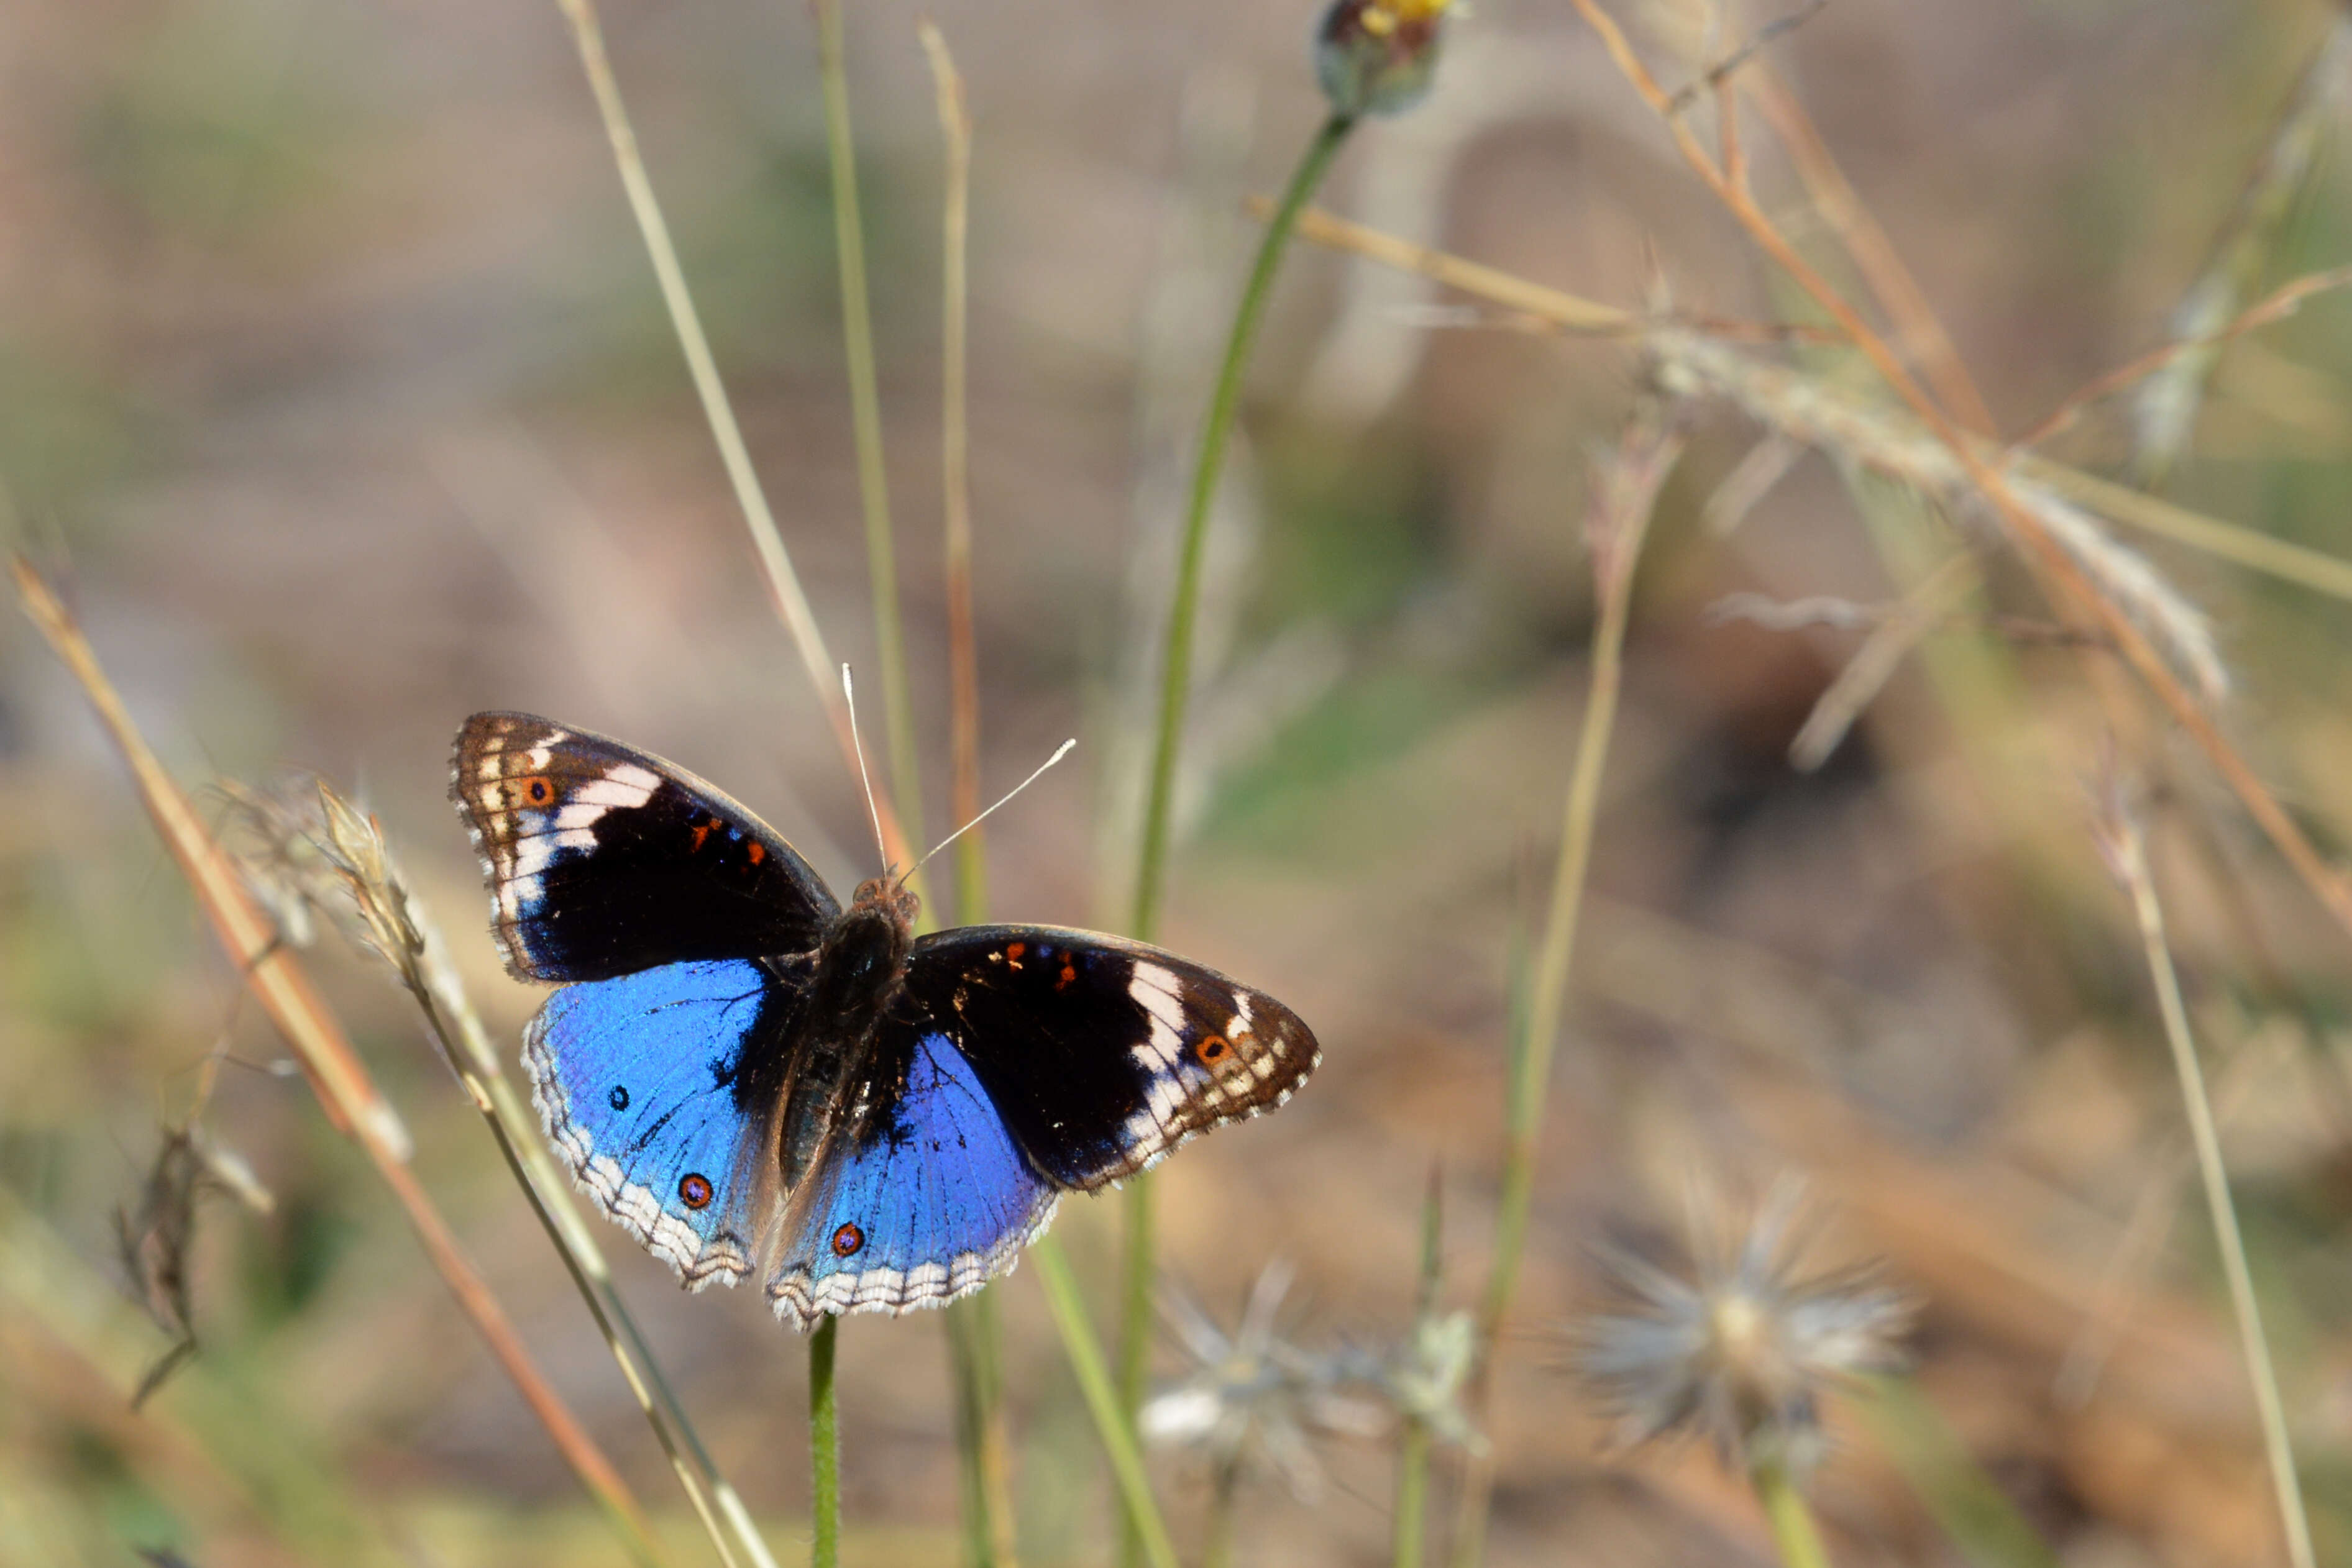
[900,926,1320,1190]
[452,712,838,982]
[767,1024,1058,1326]
[523,958,799,1289]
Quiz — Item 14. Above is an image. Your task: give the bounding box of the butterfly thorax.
[807,880,917,1020]
[776,878,920,1191]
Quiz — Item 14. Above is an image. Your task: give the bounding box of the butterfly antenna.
[841,663,891,875]
[904,738,1077,885]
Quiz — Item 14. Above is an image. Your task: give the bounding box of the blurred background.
[6,0,2352,1562]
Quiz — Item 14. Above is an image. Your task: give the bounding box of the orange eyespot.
[1196,1035,1230,1066]
[679,1174,713,1210]
[517,775,554,806]
[831,1222,865,1257]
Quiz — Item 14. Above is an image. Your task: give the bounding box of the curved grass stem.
[1119,109,1355,1567]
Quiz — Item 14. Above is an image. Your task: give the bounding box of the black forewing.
[897,925,1319,1190]
[451,712,841,983]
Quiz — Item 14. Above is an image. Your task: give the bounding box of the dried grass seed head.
[1571,1182,1915,1476]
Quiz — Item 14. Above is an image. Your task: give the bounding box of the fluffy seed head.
[1570,1182,1915,1475]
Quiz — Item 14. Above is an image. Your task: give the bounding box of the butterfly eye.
[609,1085,631,1111]
[831,1222,865,1258]
[679,1173,714,1210]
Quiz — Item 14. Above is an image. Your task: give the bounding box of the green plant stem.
[1450,414,1675,1568]
[1202,1454,1243,1568]
[1750,1458,1833,1568]
[1394,1168,1443,1568]
[2113,826,2317,1568]
[1118,108,1355,1568]
[1393,1420,1432,1568]
[815,0,927,878]
[1030,1236,1181,1568]
[810,1316,841,1568]
[1128,107,1355,938]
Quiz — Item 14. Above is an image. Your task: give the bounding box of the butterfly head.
[851,875,920,930]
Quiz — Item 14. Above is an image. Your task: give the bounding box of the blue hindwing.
[767,1028,1057,1326]
[525,959,776,1289]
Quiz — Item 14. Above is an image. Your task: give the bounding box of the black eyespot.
[679,1173,713,1210]
[609,1085,630,1111]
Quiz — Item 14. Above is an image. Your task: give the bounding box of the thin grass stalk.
[1743,65,1997,440]
[2102,814,2317,1568]
[551,0,913,871]
[1565,0,2352,957]
[922,21,989,927]
[1119,109,1356,1566]
[1202,1454,1243,1568]
[1450,411,1677,1568]
[2128,11,2352,485]
[1750,1457,1833,1568]
[810,1315,841,1568]
[815,0,928,879]
[920,30,1017,1561]
[1029,1237,1182,1568]
[308,800,777,1568]
[11,558,671,1568]
[1287,202,2352,613]
[412,983,744,1568]
[1393,1169,1444,1568]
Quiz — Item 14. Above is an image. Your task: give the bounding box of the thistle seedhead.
[1141,1260,1384,1500]
[1570,1181,1914,1477]
[1347,1305,1484,1453]
[1315,0,1453,118]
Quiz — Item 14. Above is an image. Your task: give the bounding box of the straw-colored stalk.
[2093,803,2316,1568]
[291,779,777,1568]
[549,0,915,872]
[1450,406,1680,1568]
[921,22,1020,1565]
[11,557,670,1568]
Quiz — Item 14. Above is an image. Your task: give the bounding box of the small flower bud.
[1315,0,1452,119]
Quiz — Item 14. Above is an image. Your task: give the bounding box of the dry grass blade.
[1787,551,1978,772]
[551,0,913,871]
[225,777,776,1568]
[2128,12,2352,484]
[1562,0,2352,953]
[2091,791,2317,1568]
[1744,64,1998,439]
[11,556,673,1568]
[2015,266,2352,452]
[1284,204,2352,604]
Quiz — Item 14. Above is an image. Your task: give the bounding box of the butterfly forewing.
[451,712,839,982]
[901,926,1320,1190]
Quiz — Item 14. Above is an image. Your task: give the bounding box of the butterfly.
[451,713,1320,1328]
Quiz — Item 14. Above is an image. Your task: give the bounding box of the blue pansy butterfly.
[452,713,1319,1328]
